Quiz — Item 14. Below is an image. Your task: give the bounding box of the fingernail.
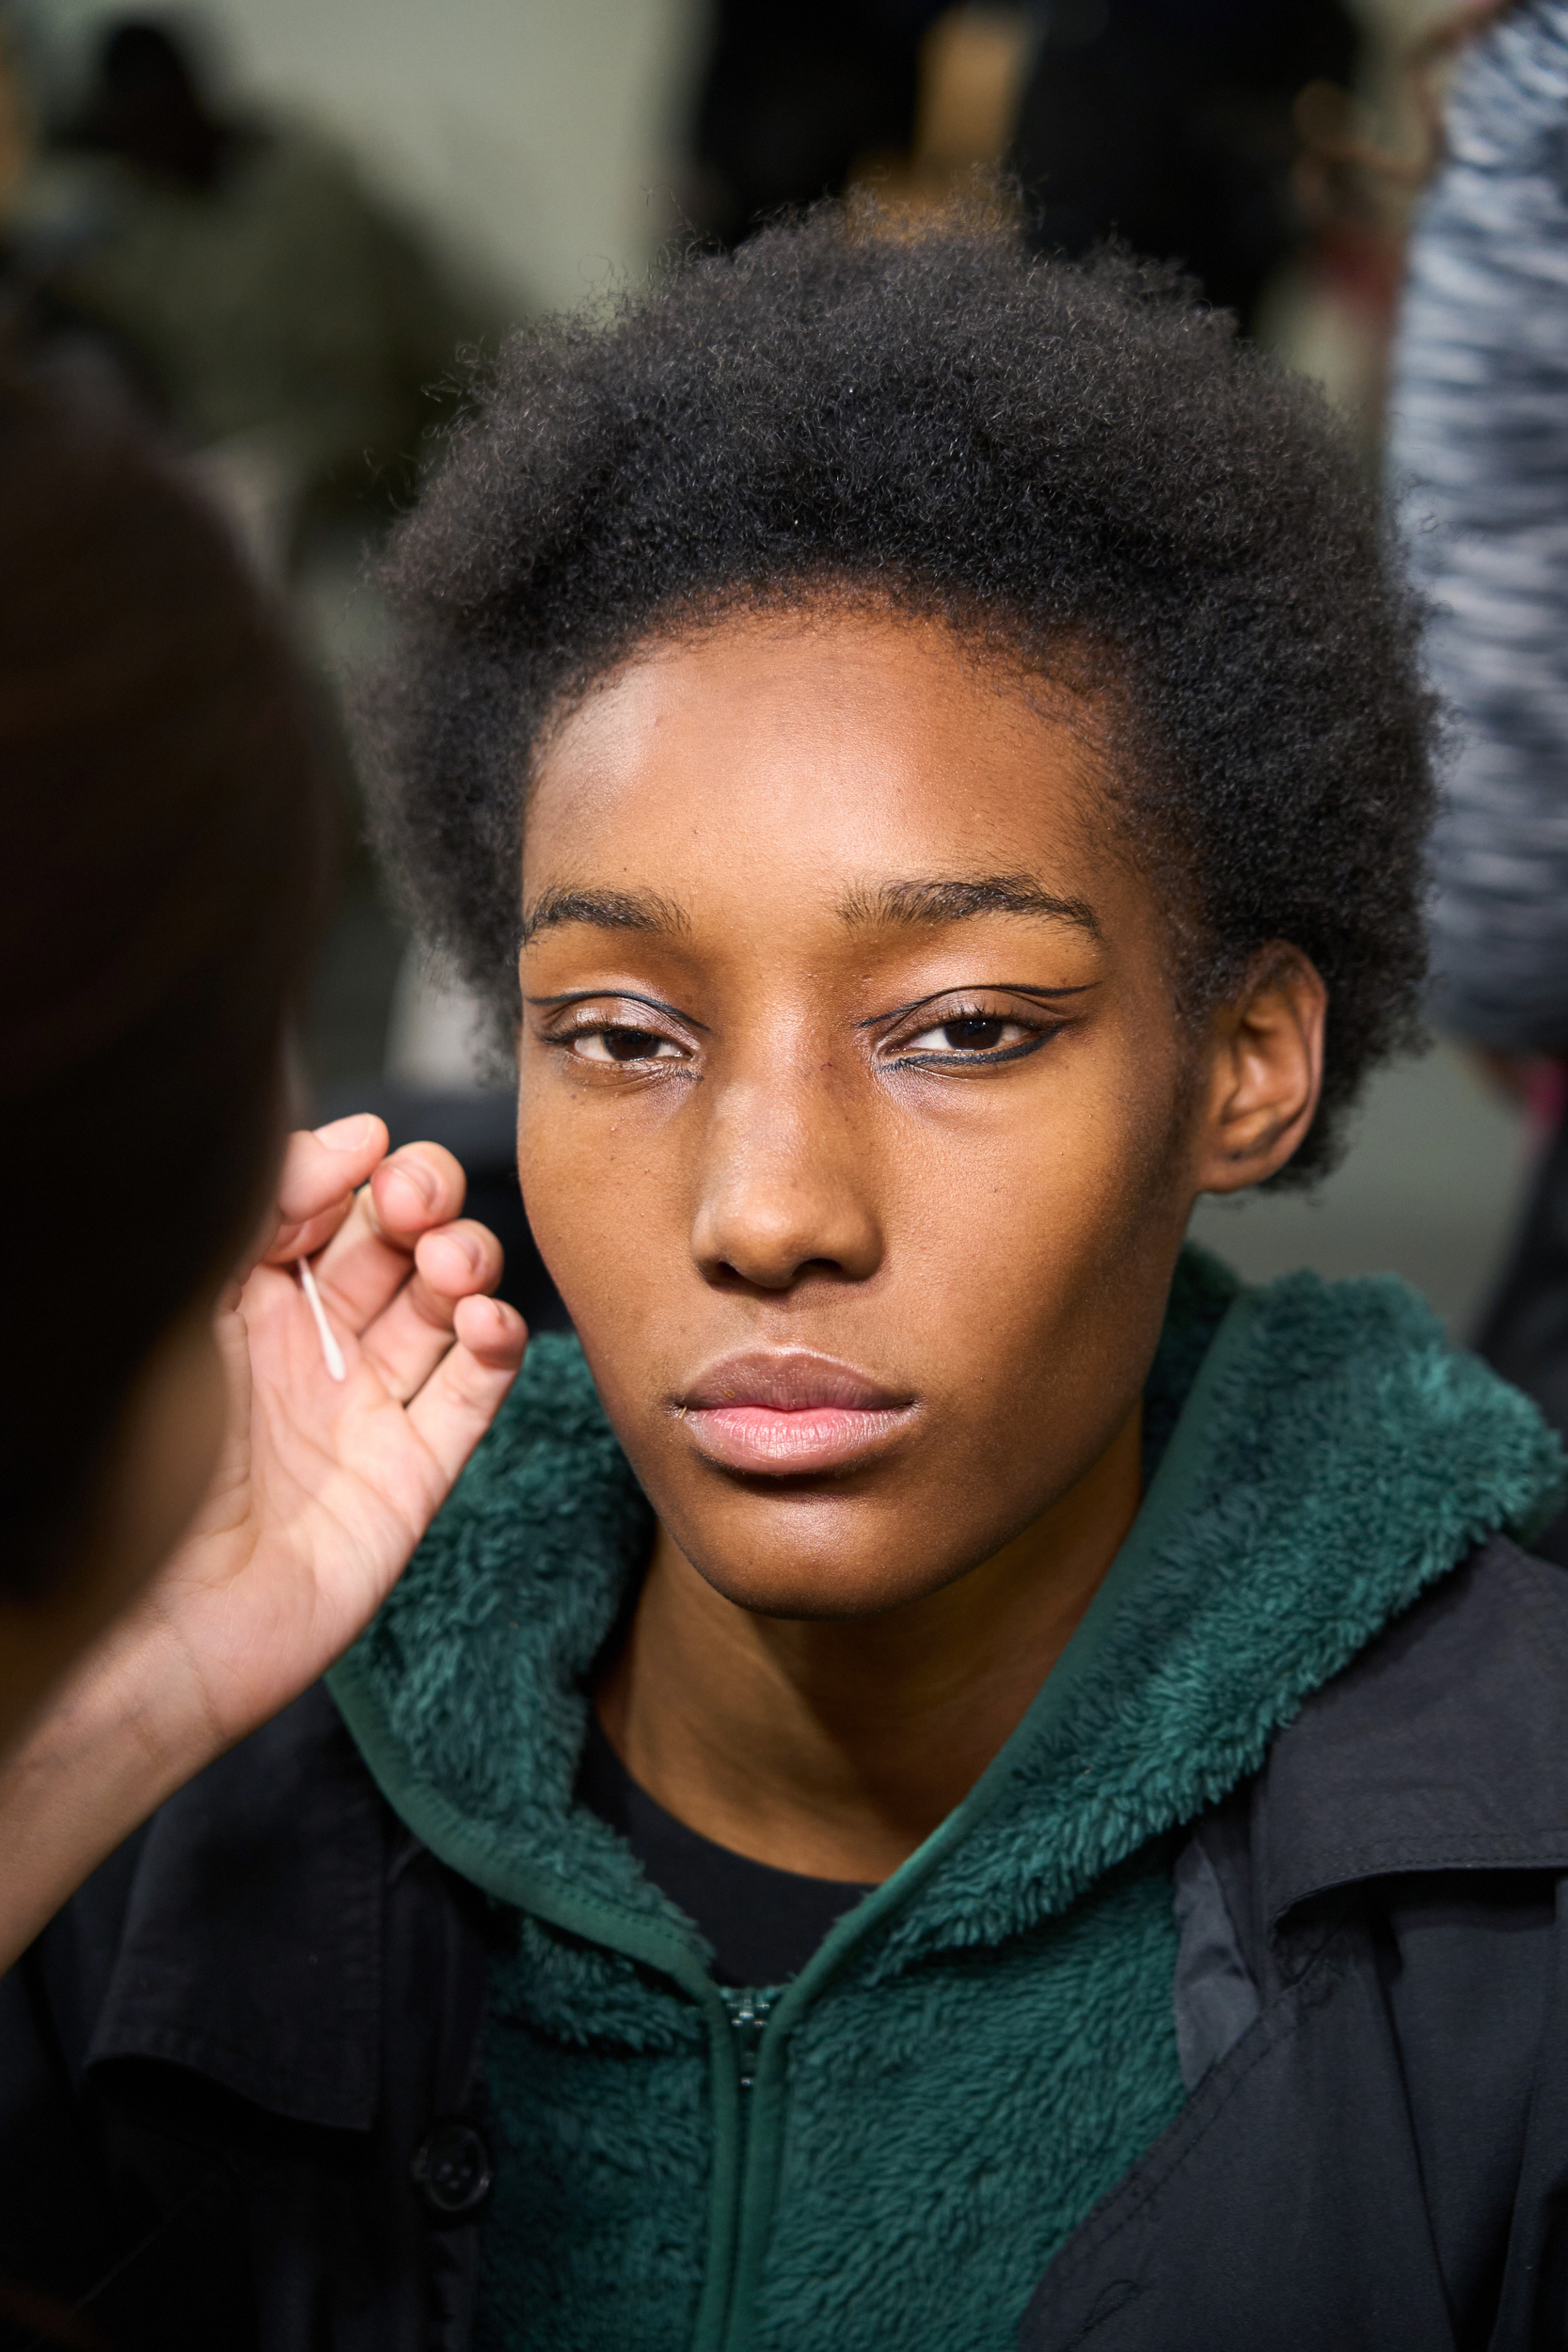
[386,1153,438,1208]
[314,1113,380,1152]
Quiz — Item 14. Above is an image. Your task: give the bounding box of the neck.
[594,1404,1143,1881]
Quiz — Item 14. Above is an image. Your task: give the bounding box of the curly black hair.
[364,197,1434,1184]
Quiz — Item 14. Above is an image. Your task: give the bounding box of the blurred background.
[0,0,1547,1348]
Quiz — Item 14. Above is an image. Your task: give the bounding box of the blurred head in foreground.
[365,198,1434,1622]
[0,370,330,1645]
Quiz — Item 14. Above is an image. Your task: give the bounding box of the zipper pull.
[720,1986,776,2091]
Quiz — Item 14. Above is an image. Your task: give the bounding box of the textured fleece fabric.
[328,1247,1565,2352]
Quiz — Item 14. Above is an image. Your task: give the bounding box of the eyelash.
[541,999,1062,1073]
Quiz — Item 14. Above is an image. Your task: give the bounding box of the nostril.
[704,1251,854,1295]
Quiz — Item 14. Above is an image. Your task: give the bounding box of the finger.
[416,1218,504,1301]
[261,1116,390,1267]
[309,1144,469,1332]
[367,1143,467,1248]
[405,1295,528,1485]
[356,1220,505,1403]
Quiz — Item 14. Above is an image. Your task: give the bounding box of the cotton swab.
[297,1256,347,1381]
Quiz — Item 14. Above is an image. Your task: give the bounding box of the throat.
[578,1711,876,1980]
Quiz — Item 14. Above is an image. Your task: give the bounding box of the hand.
[122,1110,527,1757]
[0,1114,527,1965]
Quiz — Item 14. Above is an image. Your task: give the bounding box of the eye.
[570,1025,683,1063]
[900,1012,1037,1059]
[907,1015,1013,1054]
[884,995,1065,1070]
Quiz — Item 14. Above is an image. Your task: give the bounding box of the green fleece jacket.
[328,1248,1564,2352]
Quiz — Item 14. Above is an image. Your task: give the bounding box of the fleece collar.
[328,1247,1563,1986]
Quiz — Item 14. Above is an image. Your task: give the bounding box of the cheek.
[516,1087,688,1337]
[896,1060,1185,1410]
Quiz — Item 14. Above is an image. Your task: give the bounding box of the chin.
[705,1569,920,1622]
[673,1519,958,1622]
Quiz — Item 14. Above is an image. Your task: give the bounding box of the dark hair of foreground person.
[0,372,333,1597]
[0,361,534,2344]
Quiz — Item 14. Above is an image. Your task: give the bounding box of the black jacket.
[4,1533,1568,2351]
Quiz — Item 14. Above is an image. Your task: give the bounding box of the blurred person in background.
[686,0,1373,361]
[0,16,146,413]
[40,16,497,571]
[0,366,526,2048]
[1391,0,1568,1559]
[1009,0,1362,334]
[688,0,948,245]
[8,14,524,1157]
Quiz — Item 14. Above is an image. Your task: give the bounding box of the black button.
[412,2120,494,2218]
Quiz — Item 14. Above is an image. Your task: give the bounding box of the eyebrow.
[836,875,1102,940]
[519,872,1102,946]
[520,886,691,946]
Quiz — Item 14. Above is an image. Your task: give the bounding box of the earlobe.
[1194,946,1327,1197]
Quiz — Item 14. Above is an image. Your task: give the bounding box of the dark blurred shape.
[1476,1109,1568,1565]
[0,2271,109,2349]
[0,367,336,1597]
[75,18,229,191]
[52,15,496,549]
[0,24,149,415]
[317,1085,570,1334]
[1010,0,1360,330]
[690,0,949,244]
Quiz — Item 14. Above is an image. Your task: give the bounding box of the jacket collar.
[77,1541,1568,2136]
[1257,1530,1568,1928]
[328,1246,1565,1979]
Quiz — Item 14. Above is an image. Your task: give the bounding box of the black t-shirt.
[578,1714,875,1986]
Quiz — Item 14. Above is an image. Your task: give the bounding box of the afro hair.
[363,197,1435,1184]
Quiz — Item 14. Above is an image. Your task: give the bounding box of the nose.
[689,1059,884,1292]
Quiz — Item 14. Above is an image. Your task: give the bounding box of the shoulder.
[1258,1536,1568,1919]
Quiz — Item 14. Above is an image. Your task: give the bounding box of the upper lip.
[678,1350,912,1413]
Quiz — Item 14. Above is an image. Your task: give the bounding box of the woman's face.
[517,609,1211,1618]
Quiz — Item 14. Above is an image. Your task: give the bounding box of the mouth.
[674,1349,917,1477]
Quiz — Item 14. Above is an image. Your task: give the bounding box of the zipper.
[719,1985,777,2093]
[697,1985,784,2352]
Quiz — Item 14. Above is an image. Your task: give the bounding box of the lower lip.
[682,1403,912,1474]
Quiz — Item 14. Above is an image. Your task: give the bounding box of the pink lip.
[676,1350,916,1476]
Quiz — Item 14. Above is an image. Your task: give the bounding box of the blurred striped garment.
[1391,0,1568,1051]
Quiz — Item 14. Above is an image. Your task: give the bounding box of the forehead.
[523,611,1114,896]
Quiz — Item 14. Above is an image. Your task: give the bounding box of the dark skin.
[517,608,1324,1881]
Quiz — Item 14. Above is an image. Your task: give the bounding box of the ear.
[1193,946,1327,1196]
